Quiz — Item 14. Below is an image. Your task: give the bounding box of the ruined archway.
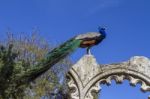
[67,55,150,99]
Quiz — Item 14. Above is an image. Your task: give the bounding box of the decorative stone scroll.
[67,55,150,99]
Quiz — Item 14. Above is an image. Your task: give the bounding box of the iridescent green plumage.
[16,37,82,83]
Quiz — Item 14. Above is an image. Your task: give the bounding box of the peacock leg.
[87,47,91,55]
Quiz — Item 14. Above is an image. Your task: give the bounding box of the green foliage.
[0,44,25,99]
[0,32,72,99]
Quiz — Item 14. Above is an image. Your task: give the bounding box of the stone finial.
[129,56,150,76]
[72,55,102,86]
[67,55,101,99]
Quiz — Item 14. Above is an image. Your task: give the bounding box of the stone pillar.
[67,55,150,99]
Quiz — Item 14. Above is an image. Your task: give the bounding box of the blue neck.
[99,29,106,37]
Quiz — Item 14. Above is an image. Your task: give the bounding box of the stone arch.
[67,55,150,99]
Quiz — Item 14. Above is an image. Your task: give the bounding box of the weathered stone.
[67,55,150,99]
[72,55,101,86]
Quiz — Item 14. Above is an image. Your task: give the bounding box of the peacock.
[16,27,106,84]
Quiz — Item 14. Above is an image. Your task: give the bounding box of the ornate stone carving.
[67,55,150,99]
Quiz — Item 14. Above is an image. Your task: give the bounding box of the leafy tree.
[0,32,71,98]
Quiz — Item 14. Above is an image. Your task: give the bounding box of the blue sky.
[0,0,150,98]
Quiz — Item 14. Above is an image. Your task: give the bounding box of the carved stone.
[67,55,150,99]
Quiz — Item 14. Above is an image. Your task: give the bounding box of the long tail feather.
[16,37,81,83]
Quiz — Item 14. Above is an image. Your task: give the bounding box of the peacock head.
[98,26,105,31]
[98,26,106,36]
